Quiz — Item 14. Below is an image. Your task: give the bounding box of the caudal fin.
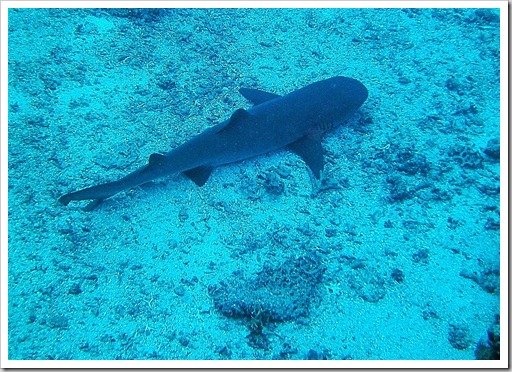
[58,162,159,208]
[58,194,72,206]
[58,181,119,207]
[84,199,104,211]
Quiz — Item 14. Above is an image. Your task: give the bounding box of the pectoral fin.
[183,166,213,187]
[287,136,325,178]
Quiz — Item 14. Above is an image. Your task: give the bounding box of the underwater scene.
[7,8,500,361]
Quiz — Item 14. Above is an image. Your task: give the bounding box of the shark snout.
[322,76,368,108]
[353,79,369,104]
[334,76,368,107]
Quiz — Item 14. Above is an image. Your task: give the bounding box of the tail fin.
[57,181,120,207]
[84,199,104,211]
[58,194,72,206]
[58,161,166,208]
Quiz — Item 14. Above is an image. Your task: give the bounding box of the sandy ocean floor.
[7,7,500,361]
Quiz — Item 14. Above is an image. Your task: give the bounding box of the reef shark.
[59,76,368,208]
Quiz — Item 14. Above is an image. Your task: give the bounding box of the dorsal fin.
[239,87,281,105]
[229,108,251,123]
[216,108,252,134]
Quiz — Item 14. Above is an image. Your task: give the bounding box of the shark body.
[59,76,368,207]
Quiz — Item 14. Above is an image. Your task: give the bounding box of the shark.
[59,76,368,208]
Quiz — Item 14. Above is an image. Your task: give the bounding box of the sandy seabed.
[7,8,500,361]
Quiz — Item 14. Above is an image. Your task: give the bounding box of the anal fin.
[149,153,167,166]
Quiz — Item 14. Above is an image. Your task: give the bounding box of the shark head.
[332,76,368,107]
[299,76,368,135]
[323,76,368,120]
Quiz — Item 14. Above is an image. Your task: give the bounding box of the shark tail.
[58,161,165,208]
[58,193,73,206]
[58,193,104,211]
[58,179,124,207]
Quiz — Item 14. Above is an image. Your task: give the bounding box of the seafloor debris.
[209,251,325,349]
[209,251,325,323]
[483,138,500,162]
[460,265,499,294]
[347,266,387,303]
[475,315,500,360]
[448,144,484,170]
[448,323,472,350]
[412,248,430,264]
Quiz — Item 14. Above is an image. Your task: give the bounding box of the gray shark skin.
[59,76,368,208]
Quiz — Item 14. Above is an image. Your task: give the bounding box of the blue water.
[7,8,500,361]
